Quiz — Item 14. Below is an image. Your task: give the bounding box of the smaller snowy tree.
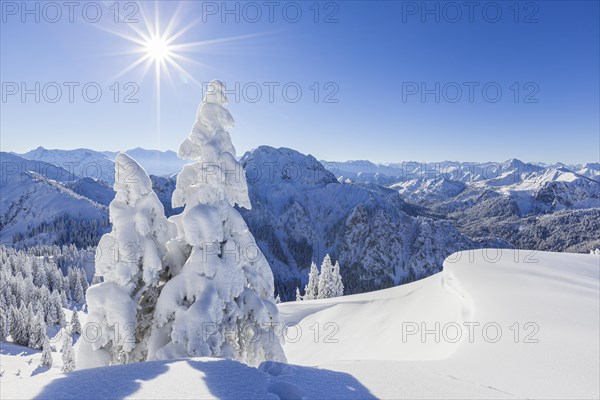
[40,336,53,368]
[56,304,66,328]
[28,312,47,350]
[70,310,81,336]
[73,279,85,304]
[317,254,335,299]
[10,305,30,346]
[61,332,76,372]
[332,261,344,297]
[295,287,302,302]
[275,294,281,304]
[0,311,6,342]
[304,262,319,300]
[79,153,176,368]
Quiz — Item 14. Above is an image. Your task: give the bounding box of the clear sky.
[1,0,598,163]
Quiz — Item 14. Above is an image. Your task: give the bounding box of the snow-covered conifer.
[332,261,344,297]
[295,287,302,302]
[10,305,30,346]
[147,80,286,366]
[28,311,47,349]
[40,336,53,367]
[70,310,81,335]
[317,254,335,299]
[73,279,85,304]
[0,310,6,341]
[61,332,75,372]
[304,262,319,300]
[78,153,176,368]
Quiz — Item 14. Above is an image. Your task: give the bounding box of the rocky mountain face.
[236,146,478,298]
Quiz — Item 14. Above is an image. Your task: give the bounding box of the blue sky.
[1,1,598,163]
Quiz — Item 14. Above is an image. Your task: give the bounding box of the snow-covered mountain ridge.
[237,146,479,298]
[2,147,598,297]
[15,147,188,184]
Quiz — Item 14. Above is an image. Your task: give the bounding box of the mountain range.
[1,147,598,299]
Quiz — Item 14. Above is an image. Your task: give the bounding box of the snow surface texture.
[147,81,286,365]
[279,250,600,399]
[2,250,598,399]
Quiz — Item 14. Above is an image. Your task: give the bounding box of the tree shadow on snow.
[187,359,377,400]
[34,358,375,400]
[34,360,172,400]
[1,342,41,356]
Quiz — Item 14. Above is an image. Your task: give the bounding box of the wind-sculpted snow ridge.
[279,249,600,399]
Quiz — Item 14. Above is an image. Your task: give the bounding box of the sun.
[98,1,266,147]
[144,36,172,61]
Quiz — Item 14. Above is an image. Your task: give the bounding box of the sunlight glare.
[145,36,171,61]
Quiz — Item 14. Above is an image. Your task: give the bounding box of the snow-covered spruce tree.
[304,262,319,300]
[70,310,81,335]
[40,336,53,367]
[28,311,47,349]
[61,332,76,372]
[295,287,302,301]
[0,310,6,341]
[78,153,176,368]
[317,254,335,299]
[10,305,30,346]
[147,80,286,366]
[73,277,85,304]
[332,261,344,297]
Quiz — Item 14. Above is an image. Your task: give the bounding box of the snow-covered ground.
[1,250,598,399]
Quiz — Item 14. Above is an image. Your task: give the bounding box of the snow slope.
[0,153,107,246]
[279,250,600,399]
[2,250,597,399]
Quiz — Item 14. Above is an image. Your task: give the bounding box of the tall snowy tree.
[304,262,319,300]
[61,332,76,372]
[147,80,286,366]
[78,153,176,368]
[317,254,335,299]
